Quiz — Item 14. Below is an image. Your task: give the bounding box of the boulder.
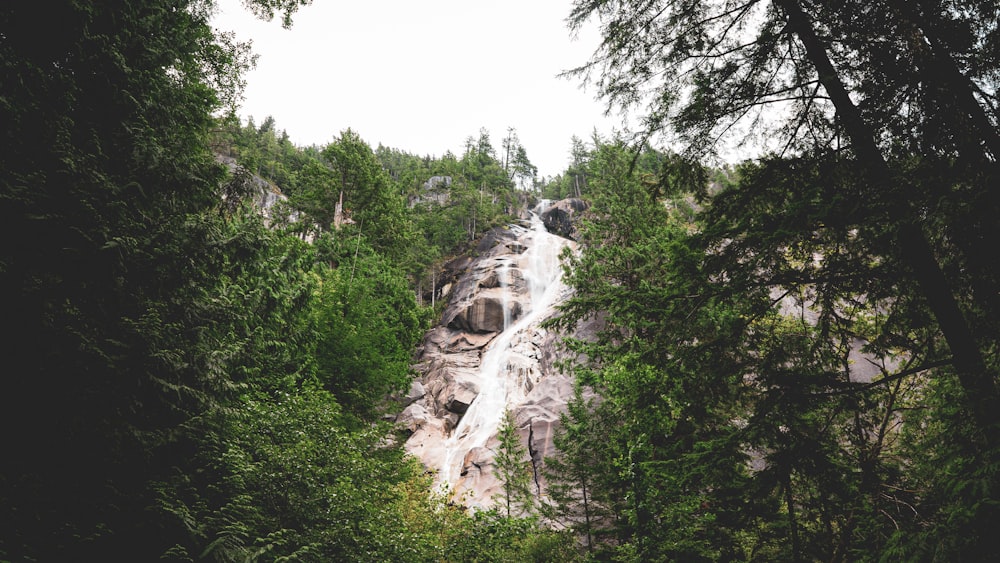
[478,270,502,289]
[399,380,426,408]
[540,198,589,240]
[446,379,481,415]
[477,266,525,292]
[447,294,522,333]
[396,403,430,435]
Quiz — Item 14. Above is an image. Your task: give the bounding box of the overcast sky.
[211,0,624,179]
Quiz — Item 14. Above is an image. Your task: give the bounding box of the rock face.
[446,294,523,334]
[408,176,452,207]
[216,154,310,236]
[773,288,901,383]
[540,198,589,240]
[401,201,579,509]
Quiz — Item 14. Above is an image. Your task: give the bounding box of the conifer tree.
[494,409,535,518]
[542,386,620,554]
[562,1,1000,558]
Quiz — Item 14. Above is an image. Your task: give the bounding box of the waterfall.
[500,260,512,331]
[525,200,561,309]
[435,205,569,502]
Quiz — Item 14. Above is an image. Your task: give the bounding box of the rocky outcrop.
[401,202,582,510]
[420,226,528,310]
[409,175,452,208]
[215,154,310,236]
[446,379,481,414]
[540,198,589,240]
[446,294,523,333]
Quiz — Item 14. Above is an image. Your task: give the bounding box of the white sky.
[211,0,624,179]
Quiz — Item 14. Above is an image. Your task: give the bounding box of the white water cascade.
[433,201,571,506]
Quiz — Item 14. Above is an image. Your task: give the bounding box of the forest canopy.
[0,1,559,560]
[540,0,1000,560]
[2,0,998,561]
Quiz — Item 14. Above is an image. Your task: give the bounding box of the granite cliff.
[399,201,580,509]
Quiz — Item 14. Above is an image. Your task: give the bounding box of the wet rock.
[540,198,589,240]
[506,242,528,254]
[477,266,525,291]
[461,446,492,477]
[443,412,462,434]
[478,270,501,289]
[445,332,496,352]
[403,209,585,510]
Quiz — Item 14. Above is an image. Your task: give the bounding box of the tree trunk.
[776,0,1000,445]
[784,470,801,563]
[899,1,1000,324]
[334,189,345,230]
[906,1,1000,160]
[582,476,594,552]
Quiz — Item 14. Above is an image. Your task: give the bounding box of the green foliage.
[285,157,339,230]
[0,0,273,557]
[541,136,591,200]
[549,138,749,560]
[201,389,435,562]
[542,385,623,556]
[216,119,539,296]
[547,135,946,560]
[446,509,580,563]
[0,1,491,560]
[559,1,1000,559]
[312,234,427,423]
[318,129,411,254]
[214,114,316,194]
[495,409,537,518]
[239,0,314,29]
[883,373,1000,561]
[16,0,999,558]
[501,128,539,191]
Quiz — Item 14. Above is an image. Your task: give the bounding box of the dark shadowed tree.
[566,0,1000,442]
[0,0,315,558]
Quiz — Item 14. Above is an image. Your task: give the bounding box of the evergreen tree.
[311,236,427,424]
[0,1,454,559]
[567,0,1000,445]
[562,1,1000,558]
[548,136,929,559]
[542,386,621,555]
[494,409,536,518]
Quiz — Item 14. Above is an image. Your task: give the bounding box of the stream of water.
[437,202,568,498]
